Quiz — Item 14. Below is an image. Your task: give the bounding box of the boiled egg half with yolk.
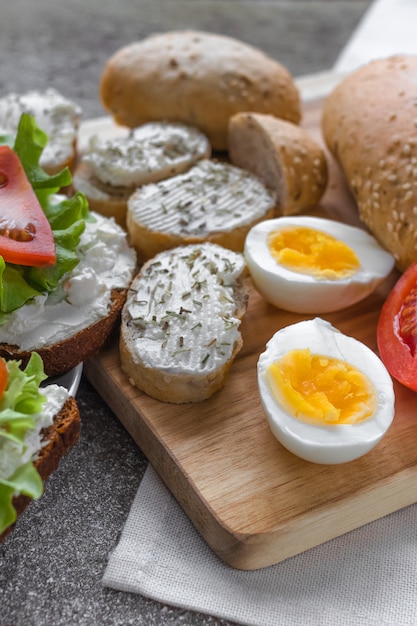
[244,216,395,313]
[257,318,395,464]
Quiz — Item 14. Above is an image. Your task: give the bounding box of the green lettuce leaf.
[0,112,90,321]
[0,352,48,535]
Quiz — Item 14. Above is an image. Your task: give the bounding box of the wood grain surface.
[83,99,417,570]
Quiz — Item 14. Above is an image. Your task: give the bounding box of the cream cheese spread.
[0,88,81,171]
[127,159,276,236]
[124,242,246,374]
[0,383,69,481]
[83,121,211,187]
[0,209,137,351]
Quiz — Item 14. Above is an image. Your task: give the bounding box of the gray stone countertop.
[1,1,371,624]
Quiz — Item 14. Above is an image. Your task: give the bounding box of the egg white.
[257,318,395,464]
[244,216,395,313]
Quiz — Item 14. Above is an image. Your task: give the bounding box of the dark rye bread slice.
[0,395,80,543]
[0,288,127,377]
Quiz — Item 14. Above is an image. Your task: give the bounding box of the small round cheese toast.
[73,121,211,226]
[126,159,276,262]
[0,88,81,175]
[120,242,249,403]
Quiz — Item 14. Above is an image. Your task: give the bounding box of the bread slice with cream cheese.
[126,158,276,263]
[120,242,249,403]
[0,360,80,543]
[73,121,211,226]
[0,210,137,377]
[0,88,81,175]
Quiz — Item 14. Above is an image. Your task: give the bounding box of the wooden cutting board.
[82,98,417,570]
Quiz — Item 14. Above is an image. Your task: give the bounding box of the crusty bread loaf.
[126,158,276,263]
[99,30,301,151]
[0,88,81,175]
[0,395,80,543]
[228,112,328,215]
[73,121,211,227]
[322,54,417,272]
[120,242,249,403]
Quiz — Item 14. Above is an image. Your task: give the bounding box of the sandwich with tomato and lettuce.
[0,112,137,377]
[0,351,80,541]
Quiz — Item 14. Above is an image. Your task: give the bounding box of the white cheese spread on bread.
[0,88,81,173]
[0,384,69,481]
[128,159,276,236]
[82,121,211,187]
[0,209,137,351]
[120,242,249,403]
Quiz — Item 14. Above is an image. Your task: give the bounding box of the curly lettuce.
[0,352,48,536]
[0,113,91,322]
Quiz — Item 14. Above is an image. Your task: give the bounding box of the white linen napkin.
[103,1,417,623]
[334,0,417,72]
[103,465,417,626]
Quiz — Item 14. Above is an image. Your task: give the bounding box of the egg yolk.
[267,226,361,279]
[265,348,377,425]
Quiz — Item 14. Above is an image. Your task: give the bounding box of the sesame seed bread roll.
[126,159,276,263]
[73,121,211,227]
[228,112,328,215]
[120,242,249,403]
[322,55,417,272]
[99,30,301,151]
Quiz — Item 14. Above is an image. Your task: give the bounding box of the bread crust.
[0,396,80,543]
[73,161,132,227]
[228,112,328,215]
[99,30,301,151]
[120,331,242,403]
[322,54,417,271]
[0,288,128,377]
[126,205,275,264]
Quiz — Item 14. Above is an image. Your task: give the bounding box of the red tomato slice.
[0,145,56,267]
[0,358,7,398]
[377,260,417,391]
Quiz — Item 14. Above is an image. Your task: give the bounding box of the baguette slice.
[0,88,81,175]
[73,121,211,227]
[322,55,417,271]
[100,30,301,151]
[0,211,137,377]
[228,112,328,215]
[126,159,276,263]
[120,242,249,403]
[0,395,80,543]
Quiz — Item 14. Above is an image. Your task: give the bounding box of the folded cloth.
[334,0,417,72]
[103,465,417,626]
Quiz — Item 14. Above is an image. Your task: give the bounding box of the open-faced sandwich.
[0,88,81,175]
[0,352,80,542]
[73,120,211,227]
[0,112,137,377]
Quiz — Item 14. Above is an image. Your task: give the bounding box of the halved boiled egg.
[257,318,395,464]
[244,216,395,313]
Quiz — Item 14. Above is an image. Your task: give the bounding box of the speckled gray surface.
[0,1,371,624]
